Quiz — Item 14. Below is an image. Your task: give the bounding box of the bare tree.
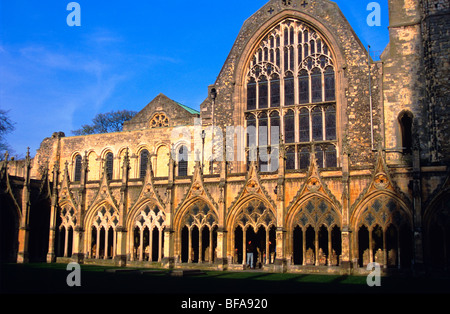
[0,109,15,159]
[72,110,137,135]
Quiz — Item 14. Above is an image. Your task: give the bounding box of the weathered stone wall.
[422,0,450,163]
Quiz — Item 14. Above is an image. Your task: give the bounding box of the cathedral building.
[1,0,449,273]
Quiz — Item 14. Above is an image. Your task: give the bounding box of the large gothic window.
[245,18,338,171]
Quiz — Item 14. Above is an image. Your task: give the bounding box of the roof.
[175,101,200,115]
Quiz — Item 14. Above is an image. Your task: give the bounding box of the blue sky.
[0,0,389,157]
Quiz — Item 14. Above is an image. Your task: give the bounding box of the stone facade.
[1,0,449,273]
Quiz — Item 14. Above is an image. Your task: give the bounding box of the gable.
[123,93,199,132]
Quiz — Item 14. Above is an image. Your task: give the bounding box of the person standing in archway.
[246,240,254,269]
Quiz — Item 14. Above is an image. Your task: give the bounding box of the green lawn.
[1,263,449,295]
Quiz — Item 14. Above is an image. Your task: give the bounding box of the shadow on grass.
[1,263,449,295]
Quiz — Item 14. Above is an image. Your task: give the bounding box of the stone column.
[96,229,100,259]
[162,228,174,269]
[265,228,270,265]
[104,228,109,260]
[215,228,227,270]
[158,229,163,262]
[302,229,306,266]
[243,230,247,266]
[199,228,203,263]
[139,228,144,261]
[115,148,129,267]
[315,230,319,266]
[17,149,31,263]
[149,227,153,262]
[47,162,60,263]
[188,228,192,263]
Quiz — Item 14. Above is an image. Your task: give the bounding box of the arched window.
[325,106,336,141]
[284,72,295,106]
[315,145,324,168]
[247,78,257,110]
[178,145,188,177]
[286,146,296,170]
[398,111,413,154]
[150,113,169,128]
[270,75,280,108]
[246,113,257,148]
[105,152,114,180]
[311,68,322,103]
[258,76,268,109]
[139,149,149,179]
[299,146,310,170]
[325,145,337,168]
[74,154,82,182]
[244,18,338,171]
[258,112,268,146]
[299,69,309,104]
[284,109,295,144]
[324,66,335,101]
[299,108,310,142]
[312,107,323,141]
[270,111,280,141]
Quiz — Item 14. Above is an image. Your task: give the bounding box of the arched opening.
[191,226,199,263]
[399,224,413,269]
[0,201,19,263]
[74,154,82,182]
[99,227,105,259]
[181,226,189,263]
[398,111,413,154]
[151,227,160,262]
[331,226,341,266]
[177,145,189,177]
[201,226,210,263]
[131,226,138,261]
[318,225,328,265]
[142,227,150,261]
[358,225,369,267]
[90,227,97,259]
[67,227,73,258]
[372,225,383,265]
[106,226,114,259]
[386,225,398,268]
[305,226,315,265]
[58,226,66,258]
[293,226,303,265]
[105,152,114,180]
[139,149,149,179]
[245,226,257,268]
[234,226,243,264]
[430,225,446,269]
[28,199,51,262]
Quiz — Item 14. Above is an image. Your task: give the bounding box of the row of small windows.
[72,148,189,182]
[247,67,335,110]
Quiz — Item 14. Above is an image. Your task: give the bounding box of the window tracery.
[245,18,338,171]
[150,113,169,128]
